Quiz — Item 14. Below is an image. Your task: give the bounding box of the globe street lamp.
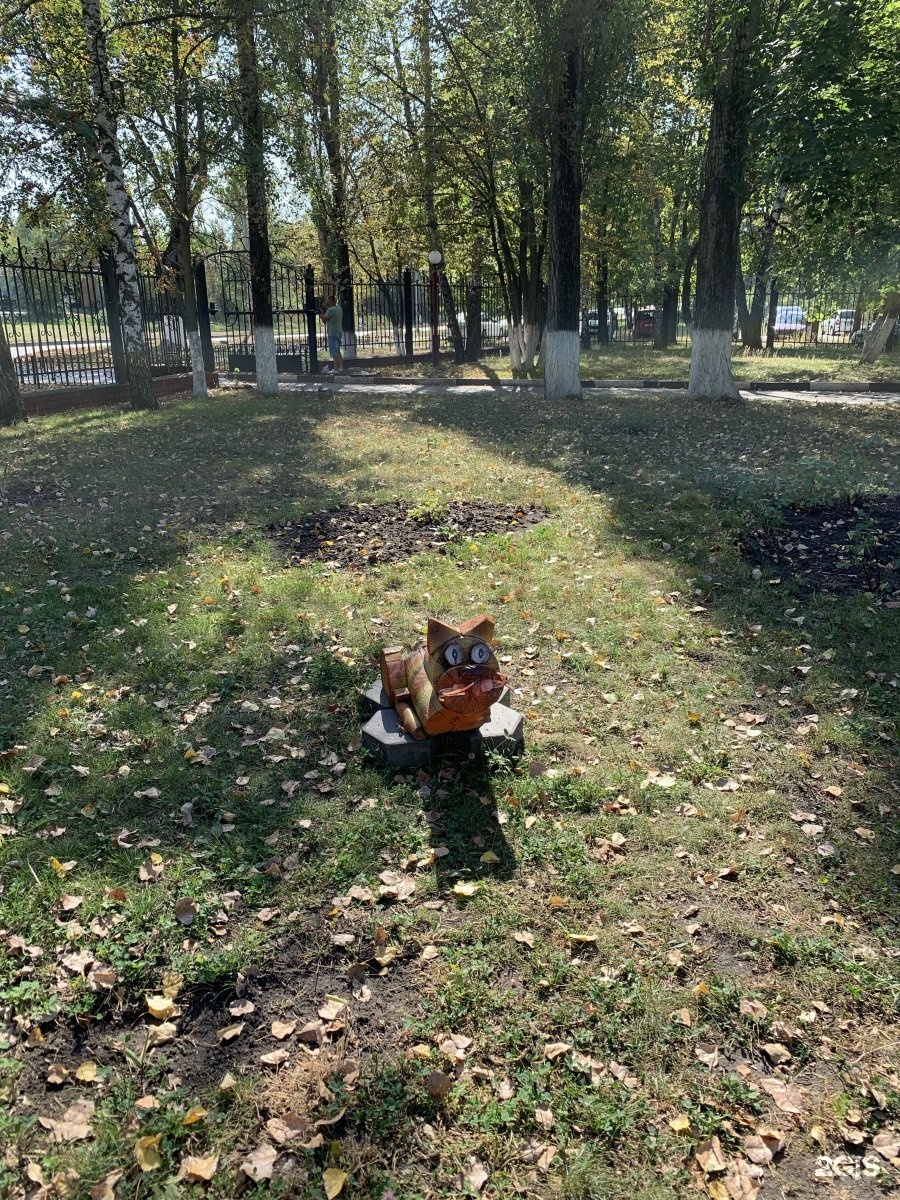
[428,249,443,365]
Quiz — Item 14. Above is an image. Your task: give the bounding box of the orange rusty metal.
[379,615,507,739]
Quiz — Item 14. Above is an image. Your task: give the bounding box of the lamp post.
[428,249,442,366]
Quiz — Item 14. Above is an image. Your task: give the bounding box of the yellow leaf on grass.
[74,1061,98,1082]
[134,1134,163,1172]
[479,851,501,864]
[670,1114,691,1133]
[323,1167,348,1199]
[182,1105,207,1125]
[452,881,478,897]
[179,1154,219,1182]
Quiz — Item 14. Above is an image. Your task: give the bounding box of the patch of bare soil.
[268,500,548,569]
[740,494,900,600]
[14,921,419,1120]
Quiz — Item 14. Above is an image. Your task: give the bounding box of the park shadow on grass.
[394,385,900,930]
[1,387,899,1198]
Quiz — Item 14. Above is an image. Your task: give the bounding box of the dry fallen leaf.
[724,1157,764,1200]
[695,1043,720,1068]
[544,1042,572,1061]
[671,1008,692,1027]
[762,1042,792,1065]
[695,1135,728,1174]
[74,1061,98,1083]
[744,1128,785,1165]
[318,995,348,1021]
[670,1114,692,1134]
[260,1048,291,1067]
[759,1076,805,1115]
[89,1168,124,1200]
[513,930,535,947]
[464,1158,490,1193]
[182,1105,207,1126]
[178,1154,219,1182]
[229,998,255,1017]
[240,1143,278,1182]
[147,995,178,1020]
[872,1131,900,1161]
[175,896,199,925]
[271,1019,297,1040]
[535,1105,555,1129]
[739,998,768,1020]
[217,1021,245,1042]
[144,1021,177,1048]
[47,1063,70,1085]
[39,1098,95,1142]
[453,880,479,897]
[134,1134,163,1172]
[323,1167,348,1199]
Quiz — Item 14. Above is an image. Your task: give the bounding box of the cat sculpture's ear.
[426,617,460,654]
[458,614,495,644]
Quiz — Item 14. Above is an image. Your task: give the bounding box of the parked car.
[773,305,806,336]
[632,308,657,338]
[851,316,899,348]
[824,308,856,337]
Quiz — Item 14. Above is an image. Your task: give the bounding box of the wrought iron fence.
[582,283,882,349]
[2,241,884,392]
[0,245,188,390]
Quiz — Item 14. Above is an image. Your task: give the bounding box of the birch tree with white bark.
[80,0,157,410]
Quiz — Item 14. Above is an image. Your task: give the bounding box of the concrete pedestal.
[360,679,523,769]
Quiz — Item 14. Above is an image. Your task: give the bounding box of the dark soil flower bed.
[268,500,548,569]
[740,494,900,600]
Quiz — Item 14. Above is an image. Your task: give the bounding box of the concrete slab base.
[360,679,524,769]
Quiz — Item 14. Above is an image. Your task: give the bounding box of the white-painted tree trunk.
[687,327,742,400]
[255,324,278,396]
[860,314,895,364]
[342,332,357,361]
[81,0,156,411]
[187,329,207,397]
[392,325,403,355]
[543,330,581,399]
[509,322,540,376]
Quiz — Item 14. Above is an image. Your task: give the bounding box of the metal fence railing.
[581,284,882,350]
[2,242,884,392]
[1,245,188,390]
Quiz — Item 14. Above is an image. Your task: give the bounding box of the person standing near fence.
[320,293,343,373]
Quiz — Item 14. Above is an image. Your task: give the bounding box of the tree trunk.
[735,261,750,343]
[765,277,778,351]
[744,181,786,350]
[0,318,24,425]
[172,16,207,397]
[860,292,900,364]
[544,7,584,402]
[235,4,277,395]
[597,252,610,344]
[681,240,698,327]
[80,0,157,411]
[687,0,760,402]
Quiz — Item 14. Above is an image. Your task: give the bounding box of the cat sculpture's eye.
[469,642,491,665]
[444,643,463,666]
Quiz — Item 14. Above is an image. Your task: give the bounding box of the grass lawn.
[364,342,900,384]
[1,386,898,1199]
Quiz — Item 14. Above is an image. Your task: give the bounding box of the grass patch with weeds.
[0,387,898,1198]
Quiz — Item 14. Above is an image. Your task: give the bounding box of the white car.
[773,305,806,336]
[824,309,855,337]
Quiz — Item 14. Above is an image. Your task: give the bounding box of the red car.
[633,309,657,338]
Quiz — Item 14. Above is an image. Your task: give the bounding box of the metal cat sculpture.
[379,615,508,740]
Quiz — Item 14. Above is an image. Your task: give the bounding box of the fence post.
[99,250,128,384]
[402,269,414,362]
[304,264,318,375]
[193,257,215,373]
